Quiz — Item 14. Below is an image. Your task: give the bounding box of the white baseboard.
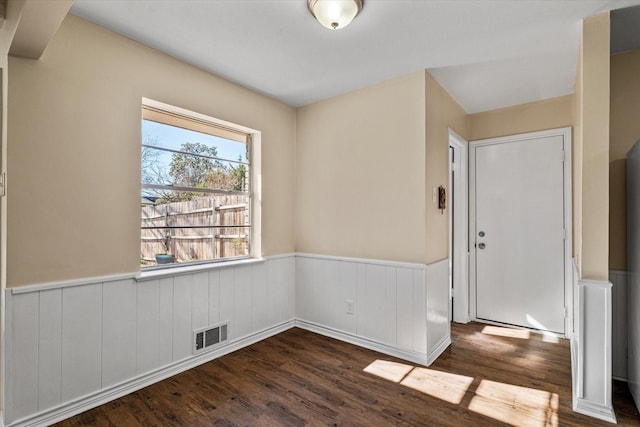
[574,398,617,424]
[571,337,578,410]
[427,335,451,366]
[7,320,295,427]
[294,319,431,366]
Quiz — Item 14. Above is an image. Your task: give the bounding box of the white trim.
[571,329,579,410]
[135,257,265,282]
[469,127,573,337]
[9,272,138,295]
[574,398,617,424]
[448,129,469,324]
[141,97,259,136]
[8,258,270,293]
[427,335,452,366]
[294,320,431,366]
[571,259,582,405]
[469,140,477,321]
[6,320,295,427]
[141,96,263,268]
[578,279,613,289]
[295,252,426,270]
[571,270,616,424]
[262,253,297,261]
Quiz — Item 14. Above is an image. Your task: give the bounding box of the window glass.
[141,110,251,269]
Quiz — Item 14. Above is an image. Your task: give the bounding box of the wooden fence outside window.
[141,195,249,266]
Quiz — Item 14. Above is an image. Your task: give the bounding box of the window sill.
[135,257,265,283]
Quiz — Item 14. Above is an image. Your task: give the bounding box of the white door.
[474,133,566,334]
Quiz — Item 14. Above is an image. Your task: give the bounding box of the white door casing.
[470,128,572,336]
[449,129,469,324]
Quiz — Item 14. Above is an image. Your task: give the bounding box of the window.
[140,101,253,268]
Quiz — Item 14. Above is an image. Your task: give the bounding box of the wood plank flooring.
[55,322,639,426]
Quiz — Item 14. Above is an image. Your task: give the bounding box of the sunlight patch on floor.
[364,360,473,404]
[400,367,474,404]
[526,314,560,343]
[468,379,559,427]
[363,360,413,383]
[364,360,559,425]
[481,325,531,340]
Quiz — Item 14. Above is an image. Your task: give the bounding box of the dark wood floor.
[55,322,639,426]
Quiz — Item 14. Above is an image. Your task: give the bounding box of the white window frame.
[140,98,261,270]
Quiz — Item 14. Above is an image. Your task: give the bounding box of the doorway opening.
[448,129,469,324]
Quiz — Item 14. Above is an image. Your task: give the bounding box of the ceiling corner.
[9,0,73,60]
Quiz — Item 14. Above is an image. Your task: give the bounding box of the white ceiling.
[70,0,640,114]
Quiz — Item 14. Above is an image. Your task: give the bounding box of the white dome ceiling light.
[307,0,364,30]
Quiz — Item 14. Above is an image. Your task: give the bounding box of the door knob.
[478,243,486,249]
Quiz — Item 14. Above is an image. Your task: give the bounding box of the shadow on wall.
[609,158,627,271]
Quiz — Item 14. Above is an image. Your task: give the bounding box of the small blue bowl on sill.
[155,254,174,264]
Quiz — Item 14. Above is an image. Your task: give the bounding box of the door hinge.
[562,229,567,240]
[564,306,568,318]
[0,172,6,197]
[561,150,565,163]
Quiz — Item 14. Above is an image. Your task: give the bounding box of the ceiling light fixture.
[307,0,364,30]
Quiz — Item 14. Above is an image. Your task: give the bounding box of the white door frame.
[469,127,573,337]
[449,129,469,324]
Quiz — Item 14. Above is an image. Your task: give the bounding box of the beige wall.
[295,70,467,265]
[609,49,640,270]
[425,72,468,263]
[576,13,610,281]
[295,72,427,263]
[573,44,584,274]
[7,15,296,287]
[468,95,573,141]
[2,0,27,288]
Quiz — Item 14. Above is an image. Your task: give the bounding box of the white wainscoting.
[425,258,451,363]
[4,253,454,426]
[295,254,450,366]
[4,255,295,427]
[609,270,628,381]
[572,260,616,424]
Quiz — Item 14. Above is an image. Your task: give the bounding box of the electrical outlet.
[346,299,354,315]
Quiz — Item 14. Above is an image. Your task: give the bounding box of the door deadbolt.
[478,243,486,249]
[479,231,485,237]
